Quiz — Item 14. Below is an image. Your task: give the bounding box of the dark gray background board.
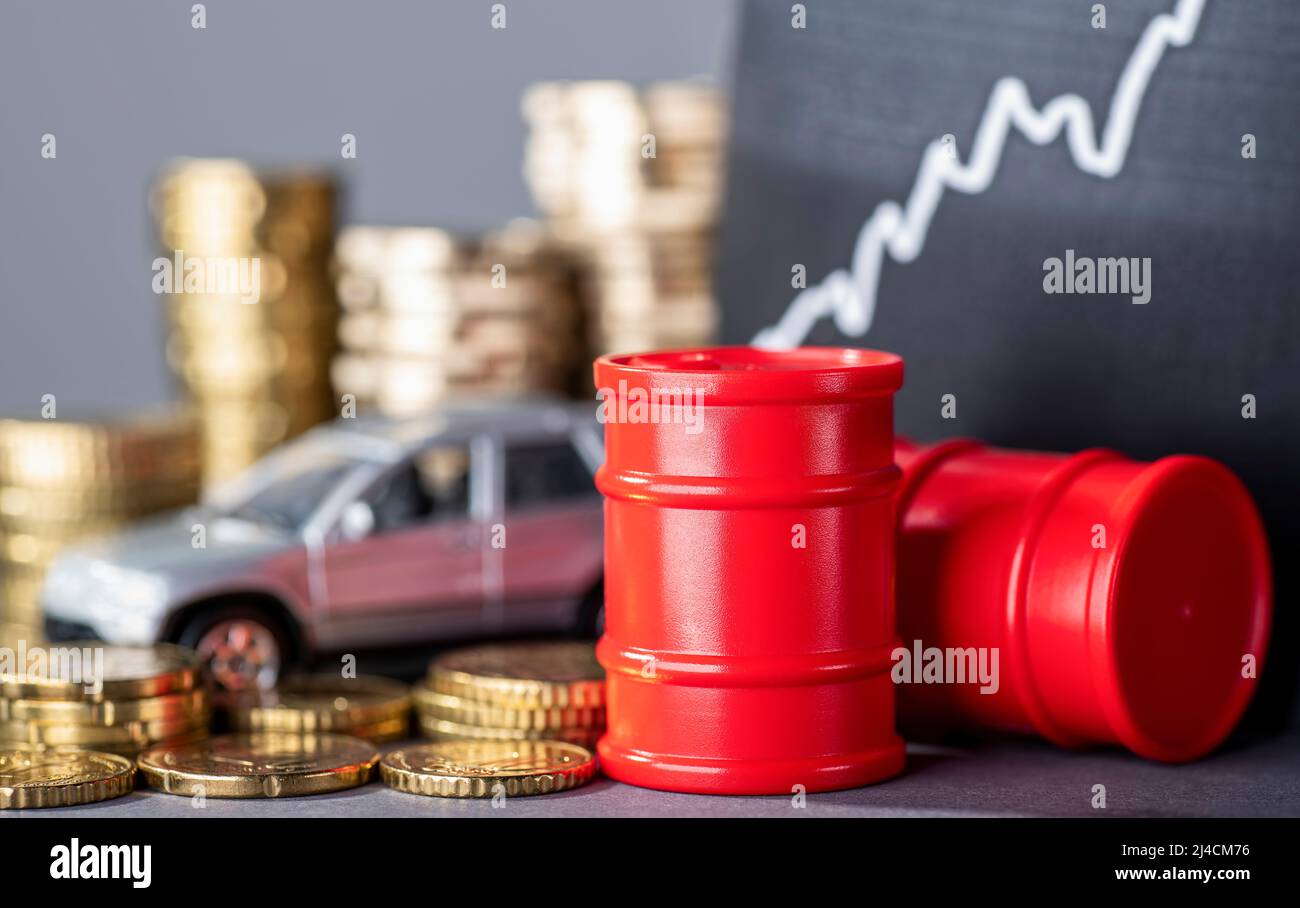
[716,0,1300,724]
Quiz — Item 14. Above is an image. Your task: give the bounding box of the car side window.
[505,440,596,509]
[366,445,471,533]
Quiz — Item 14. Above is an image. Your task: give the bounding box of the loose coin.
[0,748,135,809]
[380,739,596,798]
[137,733,379,798]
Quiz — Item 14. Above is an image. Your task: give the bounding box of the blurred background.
[0,0,736,634]
[0,0,735,414]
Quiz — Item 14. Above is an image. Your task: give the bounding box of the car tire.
[176,604,295,691]
[575,581,605,639]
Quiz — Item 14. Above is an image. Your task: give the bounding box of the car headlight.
[41,554,91,606]
[86,563,169,610]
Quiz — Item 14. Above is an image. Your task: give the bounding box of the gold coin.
[0,688,208,726]
[415,714,601,749]
[0,643,201,702]
[380,739,596,798]
[0,409,200,489]
[0,621,42,648]
[138,733,378,798]
[0,511,185,544]
[227,675,410,736]
[0,479,200,522]
[1,532,71,566]
[153,158,338,487]
[90,728,210,760]
[0,710,209,748]
[0,748,135,809]
[330,714,409,744]
[412,683,603,732]
[428,641,604,708]
[0,576,43,628]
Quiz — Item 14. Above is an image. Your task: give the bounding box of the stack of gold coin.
[0,643,210,758]
[225,674,410,743]
[152,158,339,486]
[522,80,726,357]
[414,641,604,747]
[0,411,200,629]
[331,220,583,417]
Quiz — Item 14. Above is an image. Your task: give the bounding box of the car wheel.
[576,581,605,639]
[177,605,292,691]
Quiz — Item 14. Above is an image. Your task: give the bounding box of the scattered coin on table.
[381,739,597,799]
[138,732,379,798]
[0,748,136,809]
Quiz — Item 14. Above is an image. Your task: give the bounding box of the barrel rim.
[594,345,903,404]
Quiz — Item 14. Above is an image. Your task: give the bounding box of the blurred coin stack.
[522,80,726,357]
[0,644,210,759]
[226,674,411,743]
[0,412,200,632]
[153,159,340,486]
[414,641,604,747]
[331,221,583,417]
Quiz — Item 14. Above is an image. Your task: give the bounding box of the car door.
[322,441,484,644]
[489,436,603,632]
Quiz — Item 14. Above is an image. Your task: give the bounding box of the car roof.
[301,395,598,461]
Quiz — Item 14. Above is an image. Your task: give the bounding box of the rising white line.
[752,0,1207,348]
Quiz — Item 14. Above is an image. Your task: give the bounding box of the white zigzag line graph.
[752,0,1207,349]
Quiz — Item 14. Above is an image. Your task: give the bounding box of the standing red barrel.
[894,438,1272,762]
[594,347,906,794]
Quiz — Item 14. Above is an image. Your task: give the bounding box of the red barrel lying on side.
[894,438,1272,763]
[594,347,906,794]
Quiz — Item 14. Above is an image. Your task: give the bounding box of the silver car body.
[41,397,605,654]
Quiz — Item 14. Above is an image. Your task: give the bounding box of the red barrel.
[894,438,1272,762]
[594,347,906,794]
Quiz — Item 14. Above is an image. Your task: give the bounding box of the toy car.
[40,397,606,689]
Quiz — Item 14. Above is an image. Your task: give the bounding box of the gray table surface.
[7,729,1298,819]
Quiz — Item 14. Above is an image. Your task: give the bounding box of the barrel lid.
[594,346,903,404]
[1099,456,1272,762]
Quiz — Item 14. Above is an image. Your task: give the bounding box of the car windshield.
[219,450,361,530]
